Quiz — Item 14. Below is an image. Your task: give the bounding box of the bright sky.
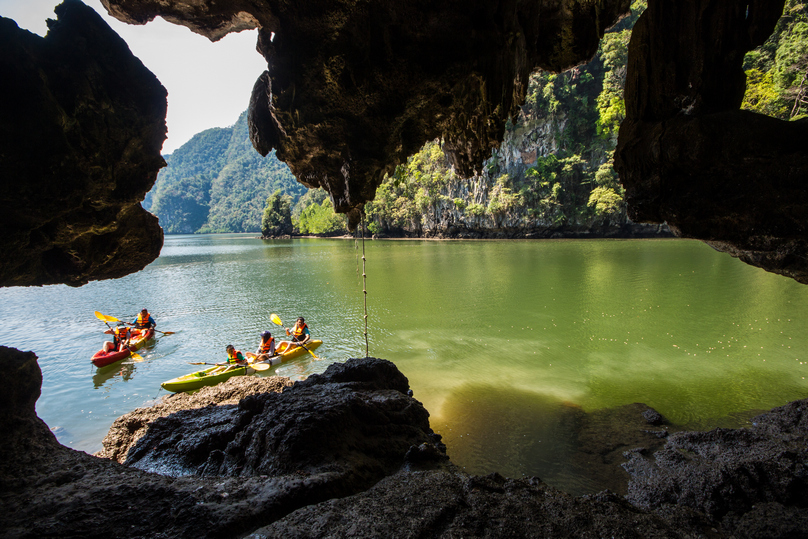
[0,0,267,154]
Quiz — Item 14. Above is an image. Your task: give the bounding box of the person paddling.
[286,316,311,345]
[130,308,156,338]
[103,325,130,353]
[254,331,276,362]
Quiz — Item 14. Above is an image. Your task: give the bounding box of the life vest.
[292,322,308,338]
[113,327,129,349]
[227,349,244,364]
[135,312,151,328]
[258,337,275,355]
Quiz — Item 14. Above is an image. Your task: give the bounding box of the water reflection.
[92,362,136,389]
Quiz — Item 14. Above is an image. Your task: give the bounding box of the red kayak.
[91,328,155,367]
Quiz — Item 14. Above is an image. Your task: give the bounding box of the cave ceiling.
[2,0,807,287]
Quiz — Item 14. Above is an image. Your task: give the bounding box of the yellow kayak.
[253,339,322,367]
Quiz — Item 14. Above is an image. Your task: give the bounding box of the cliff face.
[368,112,670,239]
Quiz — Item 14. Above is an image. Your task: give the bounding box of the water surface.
[2,235,806,493]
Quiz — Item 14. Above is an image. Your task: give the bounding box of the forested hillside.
[145,111,304,233]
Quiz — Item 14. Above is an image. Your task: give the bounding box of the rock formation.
[102,0,632,227]
[3,0,806,284]
[613,0,808,284]
[0,0,166,287]
[3,348,807,537]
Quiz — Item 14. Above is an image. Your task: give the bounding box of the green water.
[2,235,807,493]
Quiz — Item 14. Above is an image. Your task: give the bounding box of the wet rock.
[0,0,166,287]
[643,408,665,426]
[624,399,808,532]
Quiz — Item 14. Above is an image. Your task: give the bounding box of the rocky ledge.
[1,346,806,538]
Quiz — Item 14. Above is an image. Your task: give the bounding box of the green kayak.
[161,364,255,393]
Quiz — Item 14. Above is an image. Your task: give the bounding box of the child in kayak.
[224,344,248,366]
[254,331,276,362]
[103,325,131,353]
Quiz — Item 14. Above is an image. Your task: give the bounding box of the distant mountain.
[145,111,305,233]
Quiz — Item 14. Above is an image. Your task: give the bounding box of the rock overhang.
[2,0,808,287]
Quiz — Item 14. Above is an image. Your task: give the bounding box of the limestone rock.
[103,0,631,223]
[623,399,808,536]
[0,0,166,287]
[614,0,808,283]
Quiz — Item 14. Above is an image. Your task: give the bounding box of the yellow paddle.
[94,311,174,335]
[270,313,319,359]
[94,311,144,360]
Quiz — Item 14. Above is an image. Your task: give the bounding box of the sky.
[0,0,268,154]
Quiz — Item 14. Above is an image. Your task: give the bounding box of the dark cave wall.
[614,0,808,283]
[0,0,166,287]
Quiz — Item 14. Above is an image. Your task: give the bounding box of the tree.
[262,190,293,237]
[297,198,346,235]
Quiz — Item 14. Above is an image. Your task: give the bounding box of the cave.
[2,0,808,536]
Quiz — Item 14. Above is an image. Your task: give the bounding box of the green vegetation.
[146,111,305,233]
[742,1,808,119]
[293,188,347,235]
[261,190,293,237]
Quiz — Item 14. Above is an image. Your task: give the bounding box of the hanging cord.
[361,212,369,358]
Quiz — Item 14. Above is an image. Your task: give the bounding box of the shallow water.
[2,235,807,493]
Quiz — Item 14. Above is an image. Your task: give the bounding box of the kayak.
[253,339,323,367]
[91,328,155,368]
[161,364,257,393]
[161,340,323,393]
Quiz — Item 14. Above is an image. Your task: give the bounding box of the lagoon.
[2,235,807,493]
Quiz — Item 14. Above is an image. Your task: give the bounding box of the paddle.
[94,311,142,360]
[187,361,270,371]
[270,313,319,359]
[94,311,173,335]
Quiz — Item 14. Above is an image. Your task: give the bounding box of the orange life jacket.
[227,349,245,364]
[113,327,129,349]
[258,337,275,354]
[135,312,151,328]
[292,322,308,338]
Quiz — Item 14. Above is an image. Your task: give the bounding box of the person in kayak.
[130,308,156,337]
[254,331,276,361]
[224,344,248,367]
[103,325,131,353]
[286,316,311,345]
